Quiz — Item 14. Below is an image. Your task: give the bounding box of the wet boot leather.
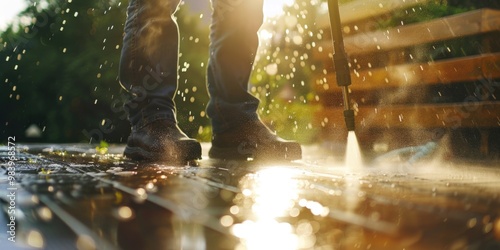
[209,121,302,161]
[124,120,201,162]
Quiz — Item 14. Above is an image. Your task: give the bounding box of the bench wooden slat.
[316,102,500,129]
[315,8,500,59]
[316,0,431,28]
[484,52,500,78]
[314,53,500,93]
[313,5,500,144]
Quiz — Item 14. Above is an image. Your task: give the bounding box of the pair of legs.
[119,0,301,162]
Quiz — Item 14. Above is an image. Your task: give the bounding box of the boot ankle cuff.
[131,114,177,132]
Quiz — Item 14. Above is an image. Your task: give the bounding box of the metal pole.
[327,0,355,131]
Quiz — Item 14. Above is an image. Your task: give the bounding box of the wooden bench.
[312,1,500,158]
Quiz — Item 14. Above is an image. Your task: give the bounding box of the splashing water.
[345,131,363,168]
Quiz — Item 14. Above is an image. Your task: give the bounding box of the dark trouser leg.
[207,0,264,134]
[206,0,302,160]
[119,0,201,162]
[119,0,181,130]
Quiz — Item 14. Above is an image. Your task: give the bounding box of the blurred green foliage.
[379,0,500,28]
[377,0,500,61]
[378,1,469,28]
[1,0,122,143]
[0,0,324,144]
[250,0,323,143]
[0,0,210,143]
[2,0,497,145]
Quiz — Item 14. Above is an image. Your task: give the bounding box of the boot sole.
[124,140,202,162]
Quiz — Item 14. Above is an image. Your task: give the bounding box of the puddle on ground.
[1,144,499,249]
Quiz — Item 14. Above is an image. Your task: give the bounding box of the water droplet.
[467,218,477,228]
[229,205,240,215]
[220,215,234,227]
[117,206,134,220]
[484,222,493,233]
[76,235,96,250]
[27,230,44,248]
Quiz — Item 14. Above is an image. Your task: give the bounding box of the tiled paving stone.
[1,144,499,249]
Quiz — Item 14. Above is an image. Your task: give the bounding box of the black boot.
[124,120,201,162]
[209,120,302,161]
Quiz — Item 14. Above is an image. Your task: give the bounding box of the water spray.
[327,0,355,131]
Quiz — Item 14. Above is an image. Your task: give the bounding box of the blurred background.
[0,0,319,144]
[1,0,499,159]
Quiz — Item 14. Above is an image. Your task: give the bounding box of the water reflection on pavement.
[1,144,499,249]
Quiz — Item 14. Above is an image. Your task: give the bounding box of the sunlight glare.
[263,0,295,18]
[232,220,298,250]
[231,167,301,249]
[250,168,299,218]
[0,0,27,31]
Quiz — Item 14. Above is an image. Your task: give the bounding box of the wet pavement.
[1,143,500,250]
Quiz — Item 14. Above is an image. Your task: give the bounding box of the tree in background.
[251,0,322,143]
[0,0,210,143]
[447,0,500,9]
[1,0,113,143]
[1,0,327,144]
[3,0,498,144]
[175,8,210,142]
